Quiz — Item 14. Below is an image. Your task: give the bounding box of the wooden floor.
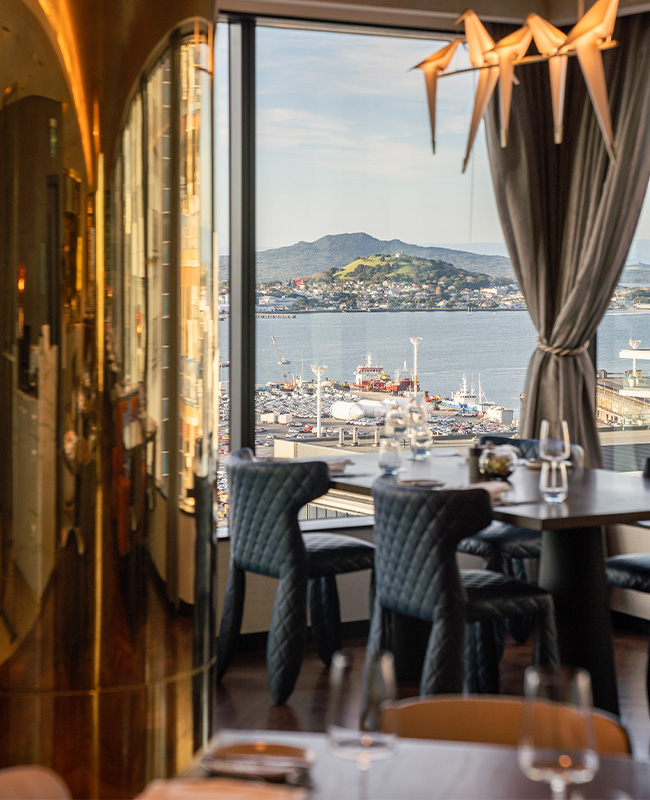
[214,621,650,759]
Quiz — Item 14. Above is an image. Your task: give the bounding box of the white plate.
[200,742,315,781]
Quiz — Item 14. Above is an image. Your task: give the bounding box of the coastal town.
[220,271,644,316]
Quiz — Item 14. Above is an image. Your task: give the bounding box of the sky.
[216,24,650,254]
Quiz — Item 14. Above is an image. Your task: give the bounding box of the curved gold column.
[0,8,217,799]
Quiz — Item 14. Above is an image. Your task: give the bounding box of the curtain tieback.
[536,337,590,357]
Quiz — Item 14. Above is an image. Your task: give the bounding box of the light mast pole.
[311,364,328,437]
[409,337,423,393]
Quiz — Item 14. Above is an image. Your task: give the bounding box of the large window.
[218,15,650,498]
[217,17,535,522]
[252,24,522,445]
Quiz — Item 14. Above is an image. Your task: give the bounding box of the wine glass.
[540,460,569,504]
[404,397,426,429]
[540,420,571,465]
[410,425,432,461]
[518,666,600,800]
[378,437,401,474]
[384,404,407,439]
[327,650,396,796]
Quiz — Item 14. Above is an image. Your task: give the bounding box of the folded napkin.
[324,458,353,477]
[525,458,572,470]
[137,778,306,799]
[296,456,353,476]
[396,478,445,488]
[257,456,352,476]
[468,480,512,501]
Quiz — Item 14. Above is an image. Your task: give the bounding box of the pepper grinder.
[468,444,483,483]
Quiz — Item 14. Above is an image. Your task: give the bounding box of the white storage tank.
[330,401,364,420]
[356,399,387,418]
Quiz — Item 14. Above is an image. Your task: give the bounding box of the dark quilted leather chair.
[458,435,584,645]
[607,554,650,700]
[217,448,375,705]
[366,476,559,696]
[605,460,650,703]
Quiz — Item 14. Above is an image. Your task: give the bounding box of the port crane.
[271,337,290,382]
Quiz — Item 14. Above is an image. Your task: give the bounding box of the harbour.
[219,307,650,417]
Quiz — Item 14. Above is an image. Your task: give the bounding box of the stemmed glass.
[539,420,570,504]
[327,650,396,797]
[378,437,401,474]
[404,397,432,461]
[539,420,570,464]
[409,425,433,461]
[518,666,600,800]
[384,404,407,439]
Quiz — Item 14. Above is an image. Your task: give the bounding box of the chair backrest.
[225,448,331,577]
[371,476,492,621]
[478,435,585,467]
[370,476,493,693]
[0,766,71,799]
[380,695,632,755]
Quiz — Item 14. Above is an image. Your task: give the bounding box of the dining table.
[140,728,650,799]
[328,447,650,716]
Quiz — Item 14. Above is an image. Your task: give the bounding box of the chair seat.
[462,568,553,622]
[606,553,650,592]
[458,521,542,561]
[304,532,375,576]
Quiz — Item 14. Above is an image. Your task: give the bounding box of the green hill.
[329,253,493,286]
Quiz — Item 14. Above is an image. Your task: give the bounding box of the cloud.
[221,22,504,247]
[257,29,462,102]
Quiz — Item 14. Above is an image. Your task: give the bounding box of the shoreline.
[219,308,529,319]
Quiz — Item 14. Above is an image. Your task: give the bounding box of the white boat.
[440,374,476,409]
[442,374,497,413]
[453,374,476,406]
[354,353,391,390]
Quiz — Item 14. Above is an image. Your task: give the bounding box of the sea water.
[218,308,650,417]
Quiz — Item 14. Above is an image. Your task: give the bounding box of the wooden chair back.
[380,695,631,756]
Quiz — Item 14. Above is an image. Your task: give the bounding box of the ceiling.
[2,0,649,184]
[4,0,650,106]
[0,0,70,109]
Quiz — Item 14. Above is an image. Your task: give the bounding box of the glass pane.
[179,35,215,507]
[147,53,172,492]
[597,192,650,471]
[252,25,527,517]
[215,22,230,525]
[122,94,145,393]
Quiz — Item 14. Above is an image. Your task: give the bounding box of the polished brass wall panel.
[0,9,217,798]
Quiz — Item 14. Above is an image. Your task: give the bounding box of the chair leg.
[267,566,308,705]
[508,558,533,645]
[309,575,342,668]
[420,604,466,696]
[533,597,560,667]
[364,592,386,663]
[465,620,501,694]
[216,566,246,682]
[646,634,650,709]
[361,593,390,719]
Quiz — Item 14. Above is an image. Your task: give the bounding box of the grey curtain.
[485,13,650,467]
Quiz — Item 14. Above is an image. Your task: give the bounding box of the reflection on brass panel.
[0,17,217,799]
